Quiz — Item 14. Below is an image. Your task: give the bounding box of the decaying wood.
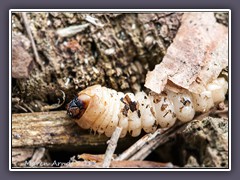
[102,127,122,168]
[12,111,138,149]
[145,12,228,94]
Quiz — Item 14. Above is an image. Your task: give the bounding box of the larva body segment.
[167,91,195,122]
[207,77,228,103]
[124,93,142,137]
[135,92,157,133]
[67,77,228,138]
[104,91,122,137]
[192,91,214,112]
[148,92,177,128]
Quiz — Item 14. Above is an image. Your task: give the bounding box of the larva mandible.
[67,77,228,138]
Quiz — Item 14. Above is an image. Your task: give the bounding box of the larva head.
[67,94,91,119]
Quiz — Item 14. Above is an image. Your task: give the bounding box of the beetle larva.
[67,77,228,138]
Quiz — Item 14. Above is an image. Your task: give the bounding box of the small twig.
[22,103,34,113]
[115,128,166,161]
[130,124,186,161]
[56,23,90,38]
[85,15,104,27]
[14,104,28,112]
[129,130,173,161]
[22,12,43,70]
[102,127,122,168]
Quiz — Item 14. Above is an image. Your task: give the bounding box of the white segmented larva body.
[167,91,195,122]
[135,92,157,133]
[192,91,214,112]
[67,77,228,138]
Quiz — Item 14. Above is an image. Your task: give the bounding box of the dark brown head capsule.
[66,94,91,119]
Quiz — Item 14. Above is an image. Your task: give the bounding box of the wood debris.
[145,12,228,94]
[12,111,138,149]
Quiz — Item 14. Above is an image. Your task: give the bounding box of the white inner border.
[9,9,231,172]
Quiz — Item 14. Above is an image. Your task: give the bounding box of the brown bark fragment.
[145,12,228,94]
[12,33,33,78]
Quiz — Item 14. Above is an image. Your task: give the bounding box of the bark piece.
[12,32,33,78]
[145,12,228,94]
